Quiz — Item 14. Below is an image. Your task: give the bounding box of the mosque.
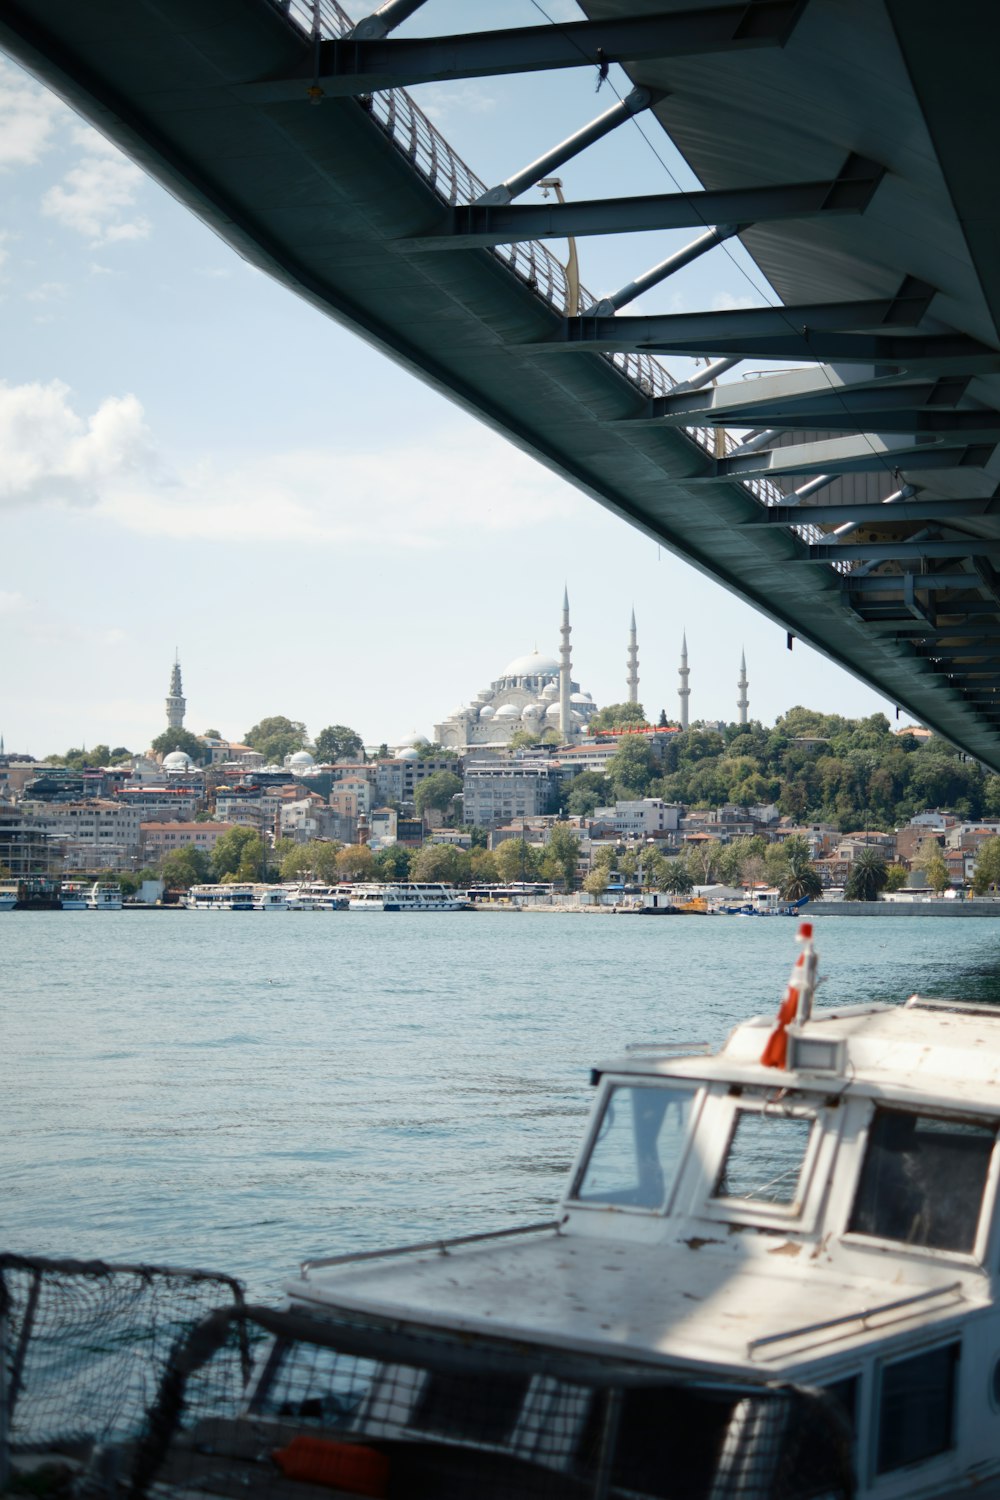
[433,592,621,750]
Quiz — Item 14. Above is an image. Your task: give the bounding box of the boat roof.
[600,997,1000,1114]
[290,1229,976,1380]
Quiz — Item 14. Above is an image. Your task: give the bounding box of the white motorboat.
[234,922,1000,1500]
[253,886,290,911]
[184,883,256,911]
[349,881,472,911]
[86,881,122,911]
[286,882,348,911]
[0,881,17,911]
[59,882,88,911]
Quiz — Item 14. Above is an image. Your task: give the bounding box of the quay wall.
[811,900,1000,917]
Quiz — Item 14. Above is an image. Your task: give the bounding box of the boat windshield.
[849,1107,998,1253]
[572,1084,696,1211]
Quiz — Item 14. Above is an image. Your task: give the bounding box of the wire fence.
[268,0,846,559]
[0,1253,250,1458]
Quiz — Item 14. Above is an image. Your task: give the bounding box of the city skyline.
[0,5,899,758]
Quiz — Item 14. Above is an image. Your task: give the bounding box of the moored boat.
[59,881,88,910]
[348,881,472,911]
[86,881,123,911]
[248,922,1000,1499]
[185,883,256,911]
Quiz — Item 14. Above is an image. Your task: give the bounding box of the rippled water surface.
[5,909,1000,1299]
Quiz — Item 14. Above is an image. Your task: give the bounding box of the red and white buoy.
[761,921,819,1069]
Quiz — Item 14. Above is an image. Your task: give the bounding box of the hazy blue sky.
[0,0,897,757]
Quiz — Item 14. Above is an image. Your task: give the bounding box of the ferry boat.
[349,881,473,911]
[0,880,17,911]
[239,922,1000,1499]
[253,886,290,911]
[86,881,122,911]
[286,882,349,911]
[59,882,88,911]
[184,883,256,911]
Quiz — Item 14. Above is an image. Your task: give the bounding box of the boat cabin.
[288,991,1000,1498]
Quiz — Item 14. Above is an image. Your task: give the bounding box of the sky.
[0,0,900,759]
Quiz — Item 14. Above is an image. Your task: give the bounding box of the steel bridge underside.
[4,0,1000,762]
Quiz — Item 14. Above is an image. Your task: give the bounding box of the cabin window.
[849,1109,996,1253]
[713,1109,813,1207]
[877,1343,959,1473]
[573,1085,695,1211]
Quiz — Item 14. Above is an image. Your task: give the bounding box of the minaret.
[166,653,186,730]
[627,609,639,704]
[559,588,573,741]
[678,632,690,731]
[737,650,749,726]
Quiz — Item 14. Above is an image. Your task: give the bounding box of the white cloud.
[711,291,759,312]
[97,432,577,549]
[0,590,26,614]
[418,83,497,123]
[26,280,68,302]
[0,377,575,548]
[0,60,64,167]
[41,150,150,245]
[0,379,156,509]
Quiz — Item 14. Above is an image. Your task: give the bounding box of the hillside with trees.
[583,709,997,832]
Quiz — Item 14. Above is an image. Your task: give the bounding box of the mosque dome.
[522,703,543,720]
[495,703,521,720]
[287,749,316,770]
[541,680,559,699]
[162,750,194,770]
[545,702,563,719]
[479,704,496,719]
[398,746,421,761]
[502,651,560,679]
[571,692,591,705]
[396,729,429,751]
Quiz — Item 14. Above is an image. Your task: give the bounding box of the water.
[5,910,1000,1300]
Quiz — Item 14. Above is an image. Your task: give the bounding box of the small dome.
[162,750,194,770]
[396,730,429,751]
[541,681,559,698]
[449,704,472,720]
[398,746,421,761]
[502,651,560,679]
[495,704,521,719]
[522,703,543,720]
[479,704,496,719]
[287,749,316,770]
[545,702,562,719]
[570,692,590,705]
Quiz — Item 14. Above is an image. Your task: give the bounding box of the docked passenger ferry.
[247,923,1000,1499]
[348,881,473,911]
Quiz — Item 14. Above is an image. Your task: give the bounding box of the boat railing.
[301,1219,561,1276]
[268,0,844,570]
[747,1281,966,1360]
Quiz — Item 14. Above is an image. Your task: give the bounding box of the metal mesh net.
[121,1304,854,1500]
[0,1253,250,1455]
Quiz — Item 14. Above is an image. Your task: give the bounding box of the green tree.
[590,702,648,731]
[607,737,657,799]
[414,771,463,821]
[883,863,909,892]
[243,716,307,764]
[336,844,375,880]
[469,847,499,884]
[151,728,208,765]
[583,869,609,897]
[973,837,1000,895]
[313,725,364,763]
[508,730,541,751]
[373,844,412,880]
[917,847,951,894]
[659,859,693,896]
[775,836,823,903]
[564,771,612,817]
[161,845,212,890]
[410,844,471,883]
[844,847,888,901]
[494,839,538,882]
[542,822,580,889]
[212,826,263,879]
[280,844,317,881]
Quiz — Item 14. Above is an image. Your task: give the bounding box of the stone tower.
[737,651,749,726]
[678,632,690,731]
[559,588,572,741]
[627,609,639,704]
[166,655,186,730]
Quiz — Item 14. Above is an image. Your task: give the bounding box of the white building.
[592,798,682,839]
